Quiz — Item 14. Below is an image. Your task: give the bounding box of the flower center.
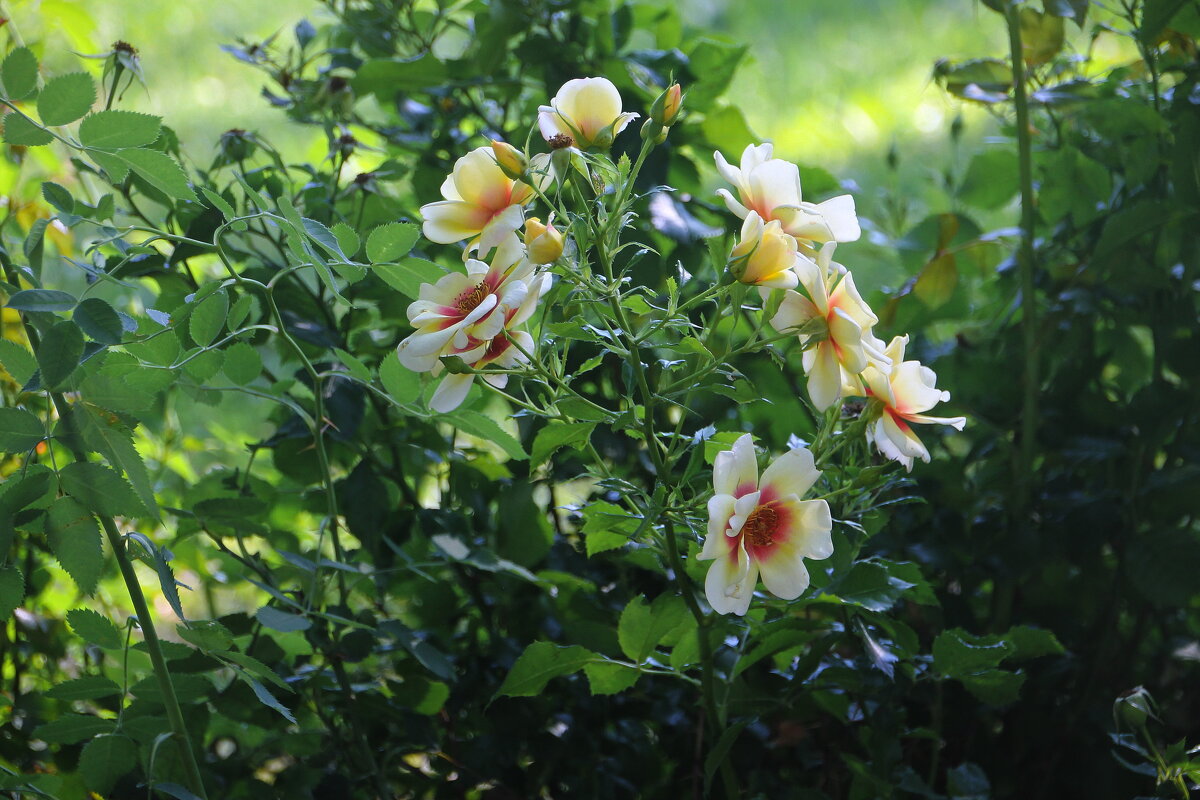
[453,282,489,314]
[743,504,777,548]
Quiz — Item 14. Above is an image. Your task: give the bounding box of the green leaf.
[582,500,639,556]
[24,218,47,272]
[702,105,756,159]
[960,669,1026,706]
[830,560,905,612]
[182,348,223,382]
[372,256,441,298]
[79,734,138,794]
[332,222,360,258]
[958,149,1019,210]
[78,355,175,418]
[37,72,96,126]
[0,565,24,620]
[45,496,104,594]
[1038,148,1111,225]
[0,465,54,511]
[442,409,527,461]
[333,348,371,382]
[245,676,296,723]
[67,608,124,649]
[530,421,595,469]
[126,328,180,367]
[73,297,123,344]
[301,217,350,261]
[352,55,448,99]
[221,651,289,691]
[226,295,253,330]
[59,461,147,517]
[88,148,129,182]
[41,181,75,214]
[78,110,161,148]
[583,662,640,695]
[705,720,751,794]
[0,407,44,453]
[36,320,85,390]
[129,534,187,622]
[379,350,420,404]
[1006,625,1065,660]
[1140,0,1190,43]
[913,253,958,310]
[176,620,234,652]
[74,404,158,516]
[586,529,628,557]
[932,628,1013,678]
[366,222,420,263]
[0,340,38,385]
[111,147,196,202]
[256,605,311,633]
[1,46,39,100]
[731,628,813,679]
[618,594,688,663]
[1,112,53,145]
[392,676,450,715]
[7,288,77,312]
[189,289,228,347]
[1019,8,1065,65]
[222,342,261,385]
[494,642,595,698]
[46,676,121,701]
[199,186,236,220]
[32,713,114,744]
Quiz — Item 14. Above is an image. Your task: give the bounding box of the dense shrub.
[0,1,1196,799]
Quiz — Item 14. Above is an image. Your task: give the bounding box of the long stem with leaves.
[0,258,209,800]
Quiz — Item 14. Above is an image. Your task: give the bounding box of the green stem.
[662,515,738,798]
[1006,1,1038,518]
[50,400,209,799]
[0,257,206,795]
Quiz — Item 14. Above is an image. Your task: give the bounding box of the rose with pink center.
[698,434,833,616]
[862,336,966,471]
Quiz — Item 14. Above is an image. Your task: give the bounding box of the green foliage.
[0,407,44,452]
[78,735,139,794]
[37,72,96,126]
[45,496,104,594]
[0,1,1196,798]
[78,109,162,148]
[67,608,125,649]
[0,45,39,99]
[495,642,596,698]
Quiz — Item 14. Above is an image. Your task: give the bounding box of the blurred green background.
[10,0,1005,183]
[8,0,1132,220]
[9,0,1135,188]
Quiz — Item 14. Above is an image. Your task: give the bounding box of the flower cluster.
[716,142,964,473]
[406,77,639,411]
[404,74,964,620]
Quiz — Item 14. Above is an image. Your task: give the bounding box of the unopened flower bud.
[219,129,257,163]
[321,75,355,117]
[1114,687,1154,731]
[490,140,527,181]
[335,133,357,158]
[650,83,683,128]
[589,127,614,149]
[524,217,564,264]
